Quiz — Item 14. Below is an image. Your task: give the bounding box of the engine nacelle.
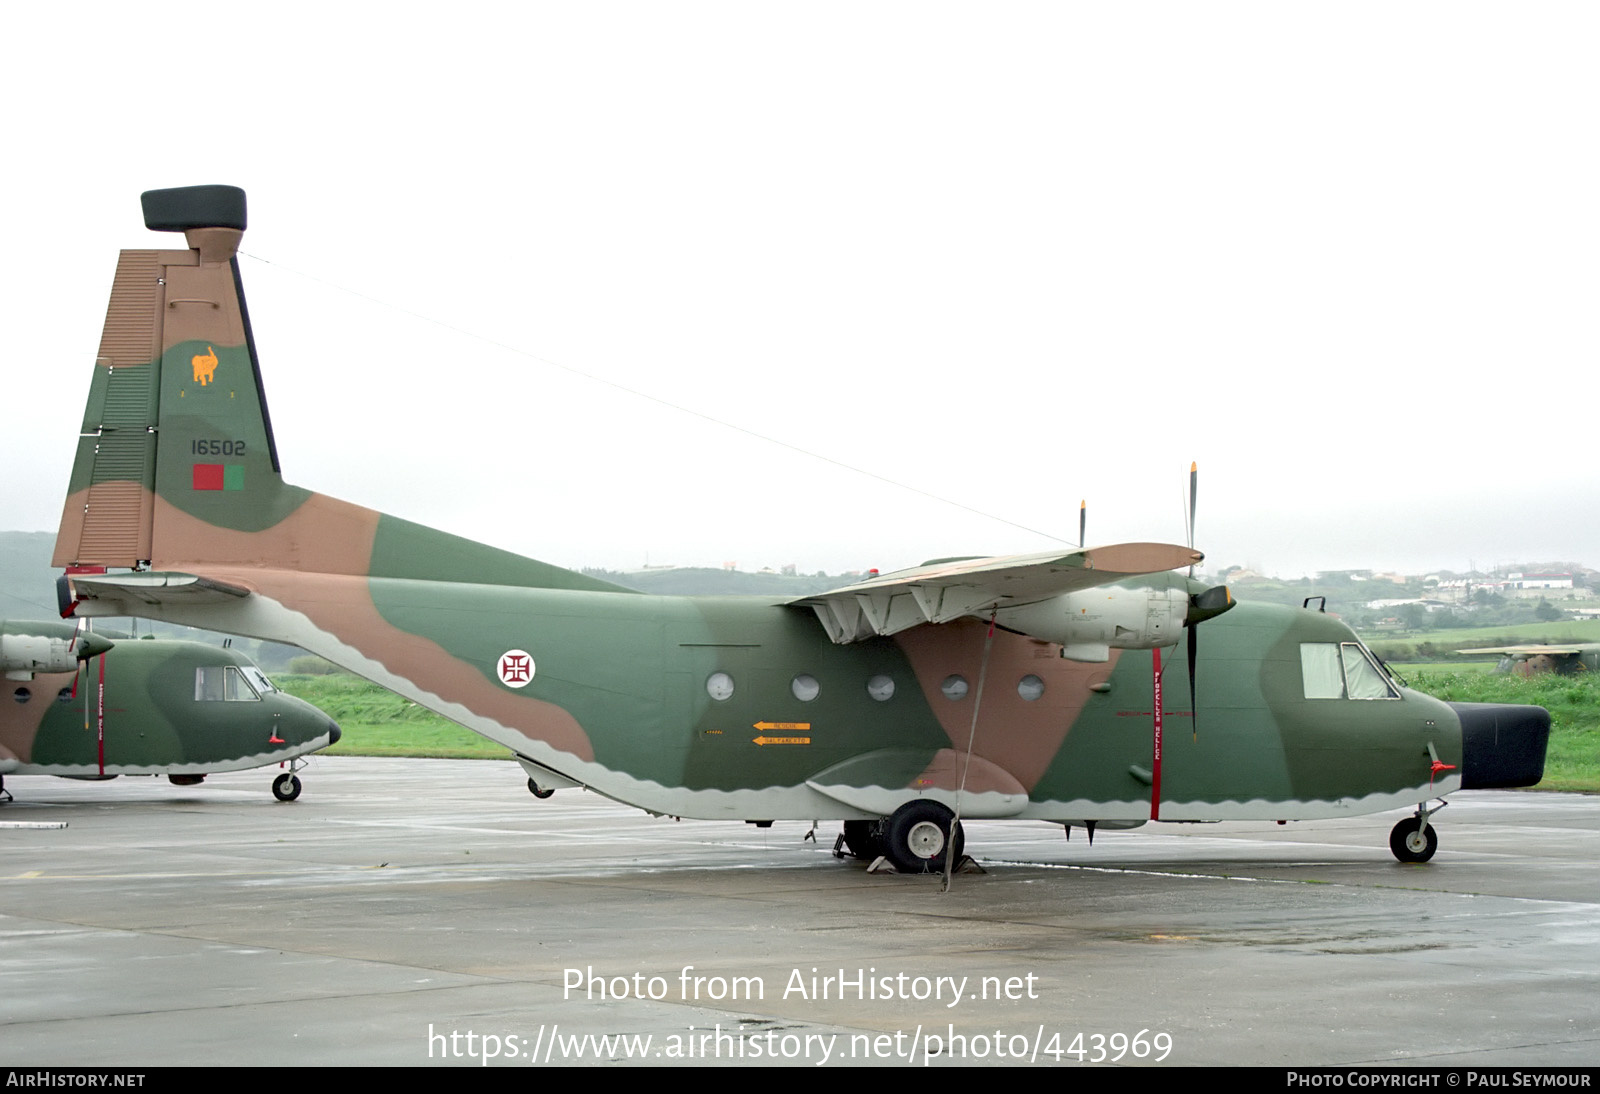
[995,585,1190,662]
[0,634,80,679]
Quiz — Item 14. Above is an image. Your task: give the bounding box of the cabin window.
[866,674,895,702]
[791,674,820,702]
[194,665,262,702]
[705,672,735,702]
[940,674,969,701]
[1017,674,1045,701]
[1300,643,1399,700]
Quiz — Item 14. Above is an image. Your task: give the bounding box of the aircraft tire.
[1389,817,1437,863]
[882,801,964,874]
[527,778,555,799]
[272,773,303,802]
[841,819,886,860]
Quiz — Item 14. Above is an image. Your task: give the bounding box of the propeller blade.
[1187,462,1198,549]
[1183,585,1232,741]
[56,574,75,618]
[1179,465,1223,740]
[1078,500,1087,549]
[1187,623,1199,742]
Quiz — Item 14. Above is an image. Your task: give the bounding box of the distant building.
[1505,573,1573,590]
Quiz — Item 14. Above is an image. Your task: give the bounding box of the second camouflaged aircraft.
[1,619,339,801]
[53,186,1549,871]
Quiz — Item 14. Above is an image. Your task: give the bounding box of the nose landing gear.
[1389,800,1446,863]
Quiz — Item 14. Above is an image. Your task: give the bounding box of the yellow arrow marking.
[753,735,811,746]
[753,721,810,731]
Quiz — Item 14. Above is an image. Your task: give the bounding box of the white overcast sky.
[4,3,1597,579]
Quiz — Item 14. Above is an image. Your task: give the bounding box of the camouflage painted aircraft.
[52,186,1549,869]
[1456,643,1600,677]
[1,618,339,801]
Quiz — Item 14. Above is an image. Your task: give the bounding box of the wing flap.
[792,541,1200,643]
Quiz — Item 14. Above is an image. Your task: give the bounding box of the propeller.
[1186,461,1198,573]
[1151,464,1234,820]
[73,626,115,662]
[1179,464,1232,740]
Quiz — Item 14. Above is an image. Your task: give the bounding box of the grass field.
[277,667,1596,791]
[1367,619,1600,661]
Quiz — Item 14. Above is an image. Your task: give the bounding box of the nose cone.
[1451,702,1551,789]
[327,720,341,746]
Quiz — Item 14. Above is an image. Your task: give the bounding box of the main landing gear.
[835,801,967,874]
[1389,801,1445,863]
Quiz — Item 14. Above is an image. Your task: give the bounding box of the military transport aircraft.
[1456,644,1599,677]
[51,186,1550,870]
[1,618,339,801]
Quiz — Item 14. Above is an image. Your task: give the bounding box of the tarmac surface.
[1,756,1595,1067]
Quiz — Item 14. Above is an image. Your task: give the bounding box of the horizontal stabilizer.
[68,571,252,609]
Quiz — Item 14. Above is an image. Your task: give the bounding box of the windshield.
[1299,642,1399,700]
[240,666,277,694]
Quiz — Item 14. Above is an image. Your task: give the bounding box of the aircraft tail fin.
[55,186,626,595]
[54,185,307,570]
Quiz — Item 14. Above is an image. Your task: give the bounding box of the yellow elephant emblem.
[192,346,218,386]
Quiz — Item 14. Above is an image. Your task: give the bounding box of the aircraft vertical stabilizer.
[54,185,308,570]
[54,186,624,593]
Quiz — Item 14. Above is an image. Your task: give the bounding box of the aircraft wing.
[791,542,1200,644]
[1455,644,1588,657]
[68,571,253,609]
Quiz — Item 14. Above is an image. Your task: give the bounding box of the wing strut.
[943,609,998,893]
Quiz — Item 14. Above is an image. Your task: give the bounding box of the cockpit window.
[194,665,262,702]
[240,666,277,694]
[1300,643,1399,700]
[1343,643,1398,699]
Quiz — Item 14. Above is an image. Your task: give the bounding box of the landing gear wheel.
[882,801,965,874]
[1389,816,1437,863]
[527,778,555,799]
[841,819,886,861]
[272,773,303,802]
